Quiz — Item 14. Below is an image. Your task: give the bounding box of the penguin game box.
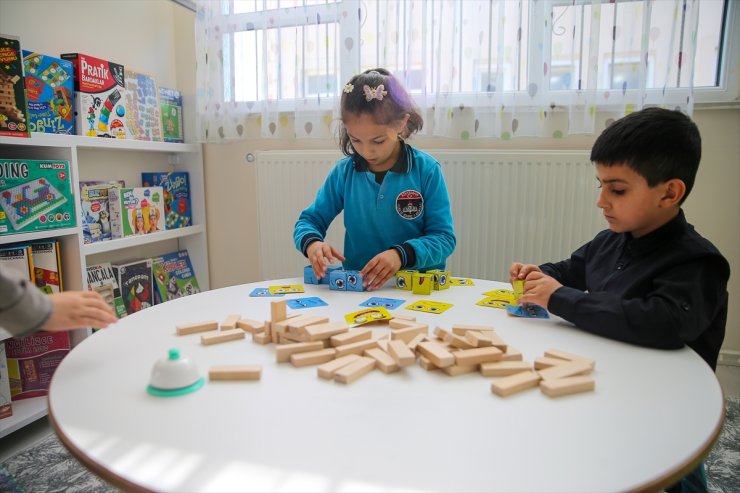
[61,52,130,138]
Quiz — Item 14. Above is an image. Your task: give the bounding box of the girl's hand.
[509,262,542,283]
[517,271,561,309]
[43,291,118,332]
[306,241,345,280]
[360,250,402,290]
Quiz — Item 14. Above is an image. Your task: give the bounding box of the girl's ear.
[395,113,410,138]
[660,178,686,207]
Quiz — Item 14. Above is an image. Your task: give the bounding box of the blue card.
[250,287,285,297]
[506,303,549,318]
[286,297,328,309]
[359,297,404,310]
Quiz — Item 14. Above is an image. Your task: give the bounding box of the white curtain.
[195,0,702,143]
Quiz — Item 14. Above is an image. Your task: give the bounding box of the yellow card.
[405,300,454,314]
[344,307,392,326]
[476,297,511,309]
[482,288,515,300]
[512,280,525,300]
[450,277,475,286]
[268,284,305,294]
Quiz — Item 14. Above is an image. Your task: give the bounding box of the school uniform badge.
[396,190,423,219]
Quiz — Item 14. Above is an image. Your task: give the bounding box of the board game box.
[22,50,74,134]
[0,34,30,137]
[108,186,165,238]
[0,344,12,419]
[124,68,162,141]
[113,258,153,315]
[0,159,76,235]
[159,86,183,143]
[61,52,130,139]
[79,180,124,243]
[86,261,127,319]
[0,244,33,280]
[141,172,191,229]
[30,240,62,294]
[5,330,70,400]
[152,249,200,304]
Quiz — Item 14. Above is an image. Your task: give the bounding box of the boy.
[511,107,729,492]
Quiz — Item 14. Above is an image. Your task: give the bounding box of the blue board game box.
[141,171,191,229]
[0,159,76,235]
[152,249,200,304]
[22,51,74,135]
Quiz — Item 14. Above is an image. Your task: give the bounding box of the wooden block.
[288,315,330,335]
[236,318,265,333]
[537,360,593,381]
[491,371,541,397]
[334,357,376,384]
[392,314,416,322]
[433,326,451,340]
[389,318,420,329]
[364,348,400,373]
[451,324,495,335]
[274,314,312,335]
[387,340,415,366]
[176,320,218,335]
[540,376,595,397]
[534,356,569,370]
[418,355,438,371]
[376,339,389,352]
[486,332,508,352]
[330,328,372,347]
[253,332,271,344]
[390,324,428,344]
[454,346,503,366]
[407,333,426,351]
[317,354,361,379]
[220,314,241,330]
[270,300,287,323]
[417,340,455,368]
[304,321,349,341]
[501,346,523,361]
[447,333,477,350]
[544,348,596,369]
[209,365,262,381]
[480,360,532,377]
[441,363,479,376]
[334,337,385,358]
[275,341,324,363]
[278,333,304,344]
[201,328,245,345]
[465,331,493,347]
[290,348,337,367]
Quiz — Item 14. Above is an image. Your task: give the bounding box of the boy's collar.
[352,141,410,174]
[625,209,686,254]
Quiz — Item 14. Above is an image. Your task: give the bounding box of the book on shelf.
[124,68,163,141]
[30,240,62,294]
[141,172,191,229]
[0,34,30,138]
[152,249,200,304]
[112,258,154,315]
[86,261,127,319]
[159,86,183,143]
[22,50,75,135]
[108,186,165,238]
[79,180,124,244]
[0,343,12,419]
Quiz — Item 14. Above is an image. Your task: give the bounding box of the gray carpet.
[1,397,739,492]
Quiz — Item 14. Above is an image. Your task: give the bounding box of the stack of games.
[61,52,129,139]
[0,159,76,235]
[0,34,30,137]
[22,51,74,134]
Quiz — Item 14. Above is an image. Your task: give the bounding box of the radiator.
[255,150,605,282]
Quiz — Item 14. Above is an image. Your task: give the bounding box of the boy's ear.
[660,178,686,207]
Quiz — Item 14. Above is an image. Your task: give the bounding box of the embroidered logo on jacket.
[396,190,423,219]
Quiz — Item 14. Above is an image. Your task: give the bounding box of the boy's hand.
[360,250,402,291]
[307,241,346,279]
[517,271,562,309]
[43,291,118,332]
[509,262,542,283]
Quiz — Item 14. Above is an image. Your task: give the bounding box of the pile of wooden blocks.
[174,299,595,396]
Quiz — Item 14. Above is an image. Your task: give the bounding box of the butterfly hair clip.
[343,83,354,94]
[363,84,388,102]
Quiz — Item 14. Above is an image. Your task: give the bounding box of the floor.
[1,364,739,464]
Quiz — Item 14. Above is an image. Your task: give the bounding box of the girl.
[293,68,456,290]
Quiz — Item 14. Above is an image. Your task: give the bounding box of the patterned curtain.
[195,0,701,142]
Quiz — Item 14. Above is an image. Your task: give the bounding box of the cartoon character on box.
[148,207,160,233]
[132,209,145,235]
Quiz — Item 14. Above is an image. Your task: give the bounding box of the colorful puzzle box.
[61,52,130,139]
[0,159,76,235]
[141,171,191,229]
[125,68,162,141]
[5,330,71,400]
[0,34,30,137]
[159,86,183,143]
[22,50,74,134]
[152,249,200,304]
[108,186,165,238]
[79,180,124,243]
[113,258,154,315]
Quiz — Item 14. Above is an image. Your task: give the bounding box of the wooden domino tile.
[317,354,362,379]
[451,324,495,335]
[537,360,592,381]
[441,364,479,376]
[480,360,532,377]
[287,315,330,336]
[334,357,376,384]
[364,348,400,373]
[501,347,523,362]
[544,349,596,369]
[270,300,287,323]
[253,332,271,344]
[407,333,426,351]
[334,337,385,358]
[453,346,503,366]
[220,314,241,330]
[534,356,568,370]
[209,365,262,381]
[275,341,324,363]
[304,321,349,341]
[540,375,595,397]
[236,318,265,333]
[465,331,494,347]
[418,355,438,371]
[290,348,337,367]
[330,328,372,347]
[176,320,218,335]
[200,328,245,345]
[390,324,428,344]
[447,333,477,350]
[416,340,455,368]
[491,371,542,397]
[387,340,415,366]
[389,318,420,329]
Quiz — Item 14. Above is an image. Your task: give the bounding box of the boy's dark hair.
[338,68,423,156]
[590,107,701,204]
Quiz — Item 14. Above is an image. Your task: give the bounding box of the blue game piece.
[505,303,549,319]
[344,270,364,291]
[329,269,346,290]
[321,265,342,285]
[303,265,319,285]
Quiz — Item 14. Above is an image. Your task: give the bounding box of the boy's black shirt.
[541,210,729,369]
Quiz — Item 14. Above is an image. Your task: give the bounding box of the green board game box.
[0,159,76,235]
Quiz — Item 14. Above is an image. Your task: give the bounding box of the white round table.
[48,278,725,493]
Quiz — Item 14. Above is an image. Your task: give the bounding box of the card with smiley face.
[449,277,475,286]
[249,287,285,297]
[286,296,328,309]
[359,297,404,310]
[344,307,392,326]
[476,297,511,309]
[268,284,305,295]
[405,300,453,314]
